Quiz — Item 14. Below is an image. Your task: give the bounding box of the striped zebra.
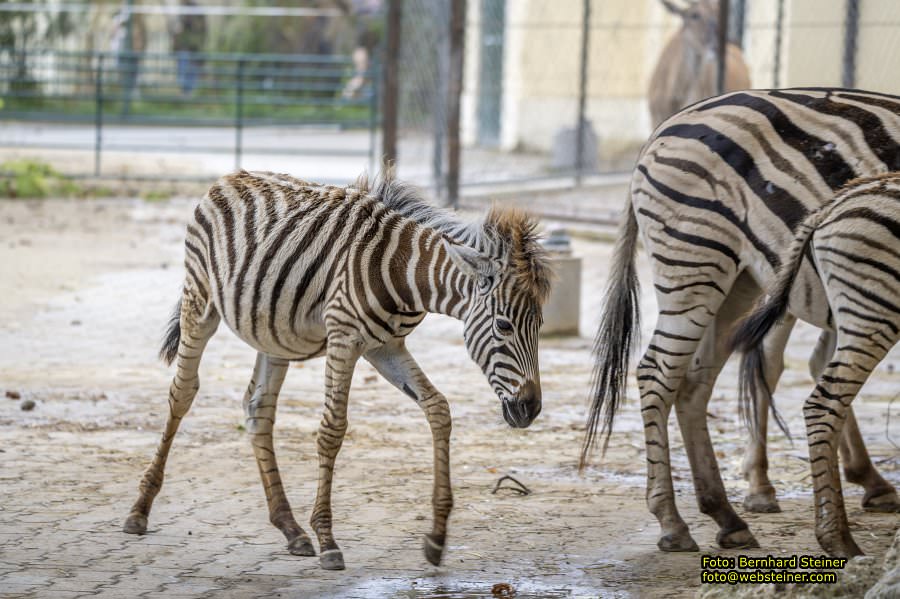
[122,170,551,570]
[731,172,900,557]
[581,88,900,556]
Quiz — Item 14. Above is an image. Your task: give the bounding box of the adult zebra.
[123,170,552,570]
[731,172,900,557]
[581,88,900,556]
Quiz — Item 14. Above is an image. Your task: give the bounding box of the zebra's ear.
[443,238,495,279]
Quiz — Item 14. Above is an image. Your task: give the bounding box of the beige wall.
[857,0,900,94]
[783,0,844,87]
[463,0,900,157]
[480,0,678,154]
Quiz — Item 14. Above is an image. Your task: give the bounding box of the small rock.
[20,399,36,411]
[866,567,900,599]
[5,390,21,400]
[71,320,82,326]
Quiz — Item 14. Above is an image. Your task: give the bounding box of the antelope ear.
[660,0,686,16]
[442,238,494,278]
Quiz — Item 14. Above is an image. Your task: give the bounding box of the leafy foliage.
[0,1,82,87]
[0,160,81,198]
[207,1,356,56]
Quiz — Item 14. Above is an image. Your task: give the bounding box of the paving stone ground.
[1,196,898,598]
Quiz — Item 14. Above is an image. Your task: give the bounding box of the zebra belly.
[212,271,332,361]
[225,310,328,361]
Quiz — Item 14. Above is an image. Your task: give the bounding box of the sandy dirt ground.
[0,196,898,599]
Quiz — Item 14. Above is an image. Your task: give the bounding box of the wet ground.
[0,196,898,598]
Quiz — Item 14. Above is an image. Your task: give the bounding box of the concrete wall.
[469,0,677,158]
[465,0,900,161]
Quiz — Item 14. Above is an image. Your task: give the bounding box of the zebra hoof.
[319,549,345,570]
[862,489,900,513]
[818,531,864,558]
[743,492,781,513]
[123,513,148,535]
[288,536,316,556]
[717,527,759,549]
[657,531,699,552]
[423,533,445,566]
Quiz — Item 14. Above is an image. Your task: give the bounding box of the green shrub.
[0,160,82,199]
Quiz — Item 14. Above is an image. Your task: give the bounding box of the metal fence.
[0,47,377,180]
[391,0,900,196]
[3,0,900,191]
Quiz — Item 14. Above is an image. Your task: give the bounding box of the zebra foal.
[732,172,900,556]
[123,170,552,570]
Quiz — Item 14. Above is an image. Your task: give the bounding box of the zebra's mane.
[358,169,553,304]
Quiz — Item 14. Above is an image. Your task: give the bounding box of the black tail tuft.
[580,201,641,470]
[159,297,182,366]
[736,342,791,441]
[730,211,828,441]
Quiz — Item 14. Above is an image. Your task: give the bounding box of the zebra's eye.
[496,319,513,335]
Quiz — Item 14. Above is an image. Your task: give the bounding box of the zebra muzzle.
[501,380,541,428]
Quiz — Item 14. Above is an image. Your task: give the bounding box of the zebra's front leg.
[366,341,453,566]
[243,353,316,557]
[310,337,362,571]
[839,409,900,512]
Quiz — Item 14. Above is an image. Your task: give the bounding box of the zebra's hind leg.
[243,353,316,557]
[124,287,219,534]
[310,335,362,571]
[639,260,751,552]
[675,272,759,548]
[741,316,796,514]
[808,332,898,511]
[804,345,880,557]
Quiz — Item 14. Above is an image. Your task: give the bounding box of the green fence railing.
[0,48,380,177]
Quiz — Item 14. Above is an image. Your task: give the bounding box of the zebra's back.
[184,171,391,360]
[634,87,900,323]
[813,173,900,341]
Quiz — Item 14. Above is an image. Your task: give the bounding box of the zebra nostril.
[517,380,541,420]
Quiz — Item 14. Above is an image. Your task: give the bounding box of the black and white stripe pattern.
[124,169,551,570]
[732,172,900,556]
[581,88,900,555]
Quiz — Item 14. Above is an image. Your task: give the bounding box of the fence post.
[446,0,466,209]
[717,0,729,95]
[235,58,245,171]
[773,0,784,87]
[575,0,591,186]
[369,56,380,175]
[842,0,860,88]
[94,53,104,177]
[382,0,402,167]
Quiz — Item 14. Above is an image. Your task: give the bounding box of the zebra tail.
[579,198,641,470]
[159,296,182,366]
[730,208,829,440]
